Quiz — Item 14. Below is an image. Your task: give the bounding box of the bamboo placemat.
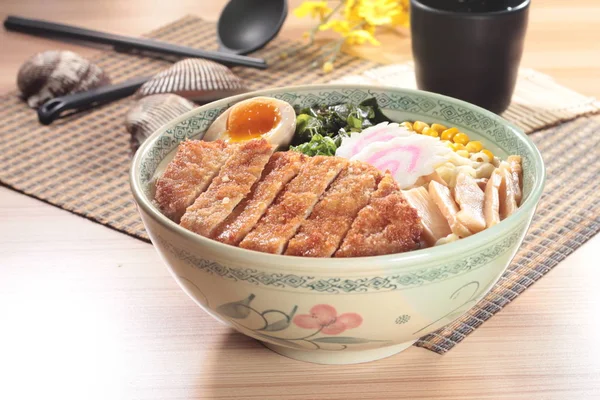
[0,15,598,354]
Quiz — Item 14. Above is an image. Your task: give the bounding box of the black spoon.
[218,0,288,55]
[9,0,288,125]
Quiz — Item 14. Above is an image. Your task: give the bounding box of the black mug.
[410,0,530,114]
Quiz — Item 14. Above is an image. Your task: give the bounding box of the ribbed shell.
[125,94,196,152]
[17,50,110,108]
[136,58,246,102]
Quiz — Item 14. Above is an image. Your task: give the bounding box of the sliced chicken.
[498,164,518,220]
[335,173,422,257]
[429,180,472,238]
[507,155,523,205]
[239,156,347,254]
[155,140,231,222]
[180,139,274,237]
[285,161,380,257]
[404,186,452,247]
[454,172,486,234]
[214,152,305,245]
[411,170,447,188]
[483,168,503,228]
[475,178,488,191]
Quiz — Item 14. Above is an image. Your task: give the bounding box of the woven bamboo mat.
[1,15,599,354]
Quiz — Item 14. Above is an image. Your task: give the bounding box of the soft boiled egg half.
[203,97,296,148]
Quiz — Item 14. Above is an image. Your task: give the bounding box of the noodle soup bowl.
[130,85,545,364]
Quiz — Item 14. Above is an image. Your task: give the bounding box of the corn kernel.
[401,121,413,131]
[441,127,459,141]
[482,149,494,161]
[465,140,483,153]
[431,123,448,133]
[453,132,470,145]
[451,143,466,151]
[413,121,429,134]
[456,150,470,158]
[422,126,439,137]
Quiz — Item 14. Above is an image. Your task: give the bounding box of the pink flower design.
[293,304,363,335]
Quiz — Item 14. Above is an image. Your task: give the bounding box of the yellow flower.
[343,0,361,23]
[345,29,381,46]
[294,1,333,20]
[392,0,410,27]
[322,61,334,73]
[356,0,400,26]
[319,19,351,34]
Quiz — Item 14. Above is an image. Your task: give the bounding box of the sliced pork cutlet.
[214,151,306,245]
[429,180,472,238]
[180,139,274,237]
[484,168,503,228]
[239,156,347,254]
[507,155,523,205]
[404,186,452,247]
[454,172,486,234]
[335,173,422,257]
[498,161,519,220]
[285,162,381,257]
[154,140,230,222]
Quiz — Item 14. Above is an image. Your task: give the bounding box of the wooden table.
[1,1,599,399]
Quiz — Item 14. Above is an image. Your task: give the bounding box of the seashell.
[136,58,246,102]
[125,94,196,152]
[17,50,110,108]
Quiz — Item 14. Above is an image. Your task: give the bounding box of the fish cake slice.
[214,151,306,245]
[285,162,381,257]
[180,139,274,237]
[154,140,231,222]
[239,156,347,254]
[335,173,422,257]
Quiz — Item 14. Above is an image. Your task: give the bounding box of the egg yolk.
[226,101,281,142]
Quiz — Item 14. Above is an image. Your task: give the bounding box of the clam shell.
[125,94,196,152]
[17,50,110,108]
[136,58,246,102]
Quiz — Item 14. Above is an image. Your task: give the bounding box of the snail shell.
[17,50,110,108]
[125,94,196,152]
[136,58,246,102]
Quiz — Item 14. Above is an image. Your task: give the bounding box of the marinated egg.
[203,97,296,148]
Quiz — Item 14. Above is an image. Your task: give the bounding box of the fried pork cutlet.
[285,161,381,257]
[214,151,306,245]
[180,139,274,237]
[154,140,231,222]
[335,173,422,257]
[239,156,347,254]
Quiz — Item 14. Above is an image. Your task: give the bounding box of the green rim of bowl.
[130,84,545,273]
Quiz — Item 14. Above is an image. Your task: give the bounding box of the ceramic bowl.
[130,85,545,364]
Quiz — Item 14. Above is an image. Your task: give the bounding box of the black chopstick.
[3,16,268,70]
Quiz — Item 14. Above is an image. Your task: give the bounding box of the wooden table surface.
[1,1,599,399]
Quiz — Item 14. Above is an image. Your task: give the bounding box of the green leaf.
[254,333,306,349]
[216,294,255,319]
[359,98,391,124]
[312,337,375,344]
[290,134,338,156]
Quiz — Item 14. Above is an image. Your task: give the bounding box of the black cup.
[410,0,530,114]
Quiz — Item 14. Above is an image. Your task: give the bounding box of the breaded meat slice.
[335,173,422,257]
[180,139,274,237]
[214,151,306,245]
[285,161,381,257]
[154,140,231,222]
[239,156,347,254]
